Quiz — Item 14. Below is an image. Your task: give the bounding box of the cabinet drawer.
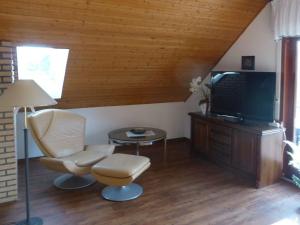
[210,125,232,136]
[210,131,232,145]
[211,142,231,155]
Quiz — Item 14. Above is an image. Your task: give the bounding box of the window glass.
[17,46,69,99]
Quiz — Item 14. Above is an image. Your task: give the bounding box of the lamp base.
[16,217,43,225]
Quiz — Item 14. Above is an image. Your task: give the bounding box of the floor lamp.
[0,80,57,225]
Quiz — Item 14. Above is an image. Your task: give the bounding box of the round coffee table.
[108,127,167,157]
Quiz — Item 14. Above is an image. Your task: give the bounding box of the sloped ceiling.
[0,0,267,108]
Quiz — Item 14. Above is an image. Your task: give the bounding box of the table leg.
[164,138,167,161]
[136,143,140,156]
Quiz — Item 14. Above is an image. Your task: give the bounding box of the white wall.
[17,102,186,159]
[213,5,276,72]
[184,3,279,138]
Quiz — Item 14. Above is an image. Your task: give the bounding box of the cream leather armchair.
[28,109,114,189]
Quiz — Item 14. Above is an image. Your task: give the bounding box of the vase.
[205,102,210,115]
[199,103,207,115]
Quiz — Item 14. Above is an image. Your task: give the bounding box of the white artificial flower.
[288,150,300,170]
[189,76,202,93]
[286,141,300,170]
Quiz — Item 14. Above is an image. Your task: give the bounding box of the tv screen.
[210,71,276,122]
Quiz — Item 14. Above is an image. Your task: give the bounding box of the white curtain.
[272,0,300,40]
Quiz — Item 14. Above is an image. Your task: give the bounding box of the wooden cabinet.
[189,112,284,188]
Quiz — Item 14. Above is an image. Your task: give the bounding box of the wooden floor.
[1,140,300,225]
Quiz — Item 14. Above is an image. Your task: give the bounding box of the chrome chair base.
[102,183,143,202]
[54,174,96,190]
[16,217,43,225]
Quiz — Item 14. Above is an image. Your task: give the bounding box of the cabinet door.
[232,130,257,175]
[191,119,209,155]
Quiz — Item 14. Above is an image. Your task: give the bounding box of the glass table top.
[108,127,166,142]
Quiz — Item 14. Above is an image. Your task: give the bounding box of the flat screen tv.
[210,71,276,122]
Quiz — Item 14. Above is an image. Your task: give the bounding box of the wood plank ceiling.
[0,0,267,108]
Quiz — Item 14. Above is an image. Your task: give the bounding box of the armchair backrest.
[28,109,86,158]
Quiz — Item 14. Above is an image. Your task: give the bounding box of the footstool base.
[102,183,143,202]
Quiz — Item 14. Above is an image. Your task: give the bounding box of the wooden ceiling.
[0,0,267,108]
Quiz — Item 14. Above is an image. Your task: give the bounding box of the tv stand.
[189,112,284,188]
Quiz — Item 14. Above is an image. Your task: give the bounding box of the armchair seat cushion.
[61,144,114,167]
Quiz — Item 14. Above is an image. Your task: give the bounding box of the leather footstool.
[91,153,150,201]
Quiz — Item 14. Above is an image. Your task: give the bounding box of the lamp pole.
[17,107,43,225]
[24,107,30,224]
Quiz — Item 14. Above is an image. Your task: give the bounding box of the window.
[280,38,299,179]
[295,41,300,144]
[17,46,69,99]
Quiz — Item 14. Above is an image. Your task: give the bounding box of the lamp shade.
[0,80,57,108]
